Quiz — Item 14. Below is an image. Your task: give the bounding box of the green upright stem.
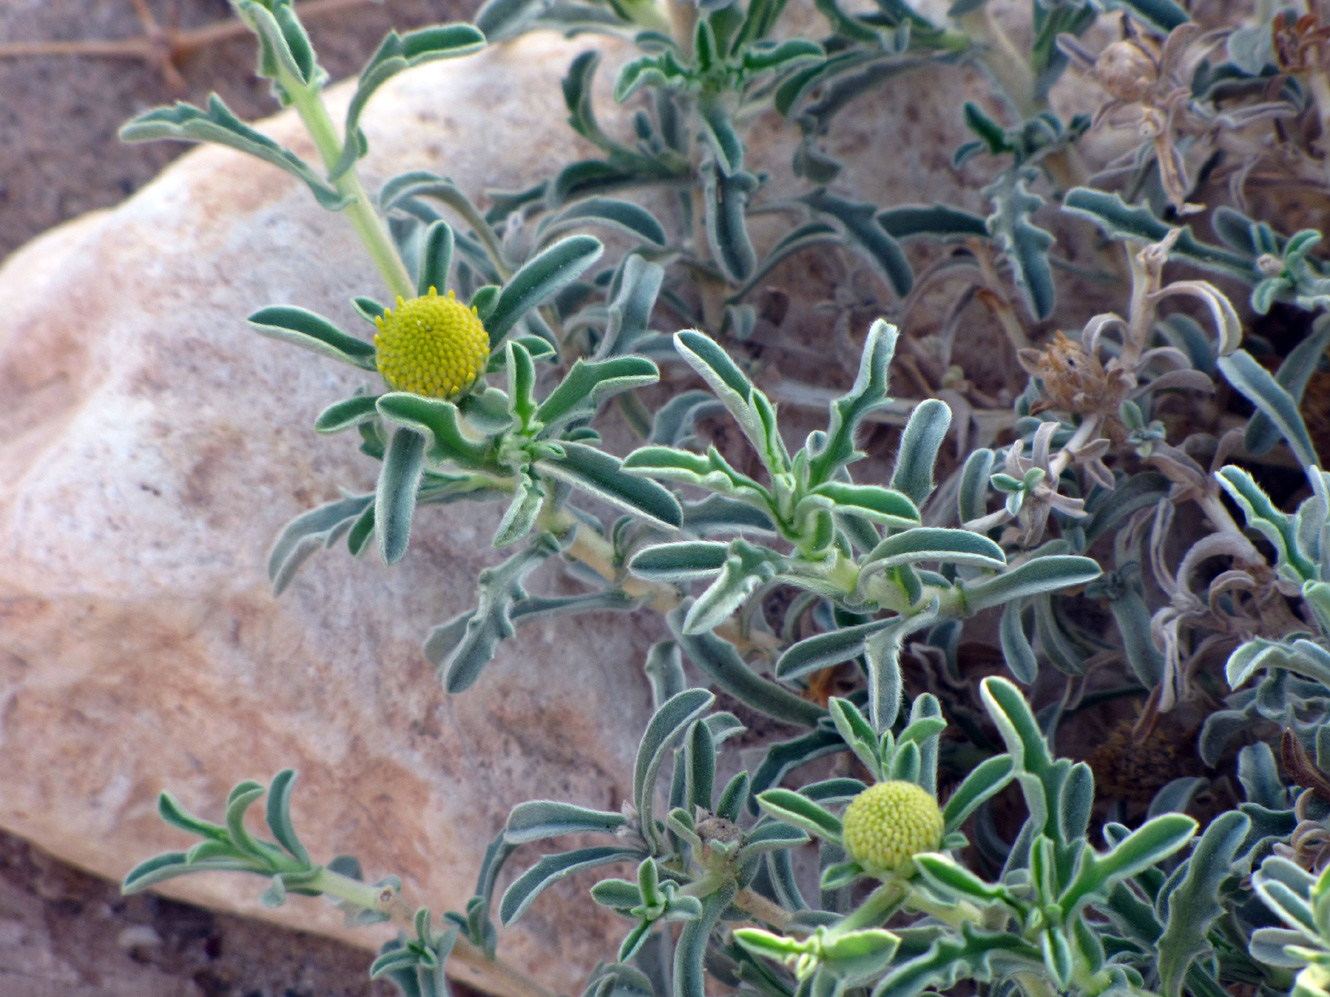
[288,80,416,301]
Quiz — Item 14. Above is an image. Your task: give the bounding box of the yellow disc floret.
[374,287,490,399]
[841,780,944,876]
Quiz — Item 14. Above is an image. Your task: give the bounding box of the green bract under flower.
[842,780,944,876]
[374,287,489,399]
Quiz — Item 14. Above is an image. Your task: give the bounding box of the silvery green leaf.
[806,483,920,528]
[878,204,989,240]
[332,25,487,180]
[630,541,730,581]
[683,539,785,634]
[500,847,642,926]
[648,391,725,448]
[803,189,912,298]
[675,885,737,997]
[259,875,287,908]
[505,801,628,843]
[717,770,751,822]
[827,695,885,779]
[315,395,382,434]
[958,448,996,524]
[1041,925,1074,988]
[1252,856,1319,938]
[757,788,844,843]
[1156,810,1250,997]
[268,493,374,594]
[1061,188,1257,282]
[123,852,246,893]
[634,689,715,852]
[474,0,547,40]
[699,96,743,175]
[671,615,827,727]
[889,399,951,507]
[537,443,682,529]
[686,719,716,812]
[120,97,350,210]
[248,305,377,369]
[914,853,1013,905]
[738,822,810,859]
[871,925,1043,997]
[820,861,865,890]
[999,601,1037,684]
[539,198,668,248]
[1215,467,1306,579]
[1238,741,1285,811]
[980,675,1054,782]
[727,223,841,301]
[376,393,502,470]
[864,616,937,732]
[535,356,659,432]
[1218,350,1320,471]
[1058,762,1094,842]
[1105,0,1187,30]
[684,494,778,535]
[492,476,544,548]
[224,782,269,861]
[417,219,455,297]
[821,928,902,984]
[600,256,665,358]
[959,556,1102,614]
[702,162,759,283]
[156,792,228,842]
[591,877,643,911]
[1249,928,1317,969]
[376,427,427,564]
[806,319,898,483]
[489,235,605,346]
[426,540,557,692]
[264,770,310,867]
[1059,814,1197,919]
[862,528,1005,572]
[1104,572,1165,687]
[674,330,789,471]
[624,445,771,506]
[983,167,1055,320]
[741,39,825,74]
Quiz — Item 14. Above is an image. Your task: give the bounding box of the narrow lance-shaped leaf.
[248,305,377,369]
[488,235,605,346]
[984,167,1055,321]
[633,689,715,853]
[418,219,456,297]
[120,96,350,210]
[1060,814,1198,918]
[265,770,310,867]
[332,24,487,179]
[959,556,1102,614]
[803,189,912,298]
[505,800,628,843]
[757,788,844,842]
[376,427,427,564]
[675,885,737,997]
[890,398,952,507]
[810,319,898,483]
[1218,349,1320,470]
[703,162,759,283]
[1156,811,1250,997]
[500,847,642,925]
[536,442,683,529]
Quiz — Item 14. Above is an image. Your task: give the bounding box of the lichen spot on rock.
[374,287,490,399]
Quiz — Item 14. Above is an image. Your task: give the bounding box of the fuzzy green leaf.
[500,847,641,925]
[536,442,682,529]
[121,96,350,210]
[505,801,628,843]
[959,556,1102,613]
[488,235,604,346]
[375,427,427,564]
[248,305,377,369]
[757,788,844,843]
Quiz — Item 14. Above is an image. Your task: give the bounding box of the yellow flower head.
[841,780,944,876]
[374,287,489,399]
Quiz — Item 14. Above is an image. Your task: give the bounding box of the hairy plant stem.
[314,868,557,997]
[285,71,417,300]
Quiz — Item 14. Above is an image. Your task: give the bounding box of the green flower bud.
[841,780,944,876]
[374,287,489,399]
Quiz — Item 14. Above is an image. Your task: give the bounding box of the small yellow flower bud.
[841,780,944,876]
[374,287,489,400]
